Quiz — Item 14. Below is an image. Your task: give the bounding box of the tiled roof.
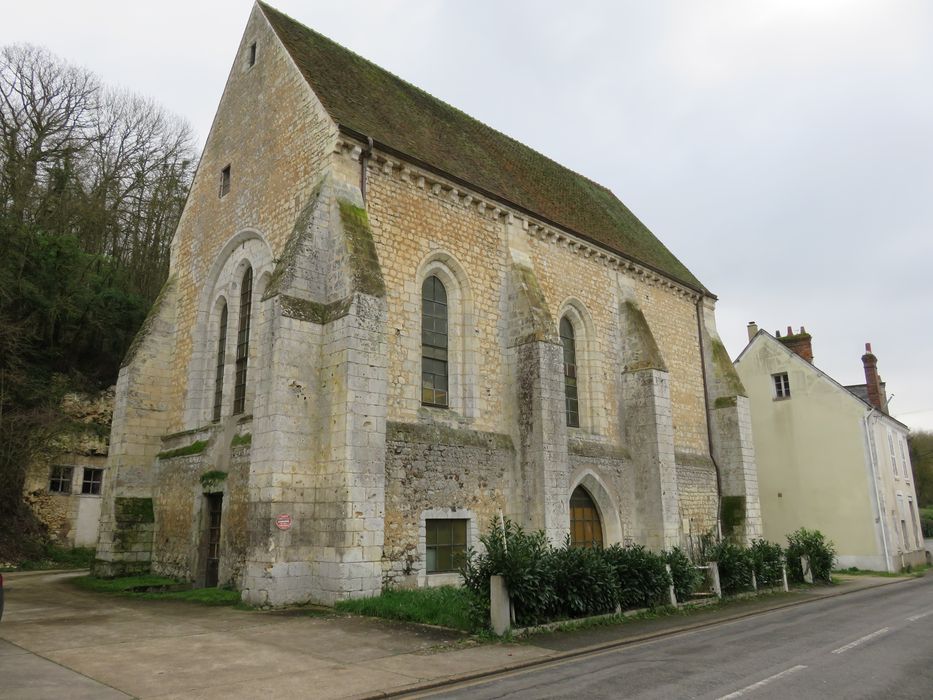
[259,2,707,293]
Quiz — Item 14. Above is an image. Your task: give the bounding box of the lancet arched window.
[212,302,228,421]
[560,316,579,428]
[421,275,448,407]
[233,266,252,415]
[570,486,603,548]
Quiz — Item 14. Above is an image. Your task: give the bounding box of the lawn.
[335,585,476,632]
[73,575,242,606]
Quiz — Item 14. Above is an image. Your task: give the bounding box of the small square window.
[773,372,790,399]
[248,42,257,67]
[219,165,231,197]
[49,466,74,494]
[81,468,104,495]
[425,519,467,573]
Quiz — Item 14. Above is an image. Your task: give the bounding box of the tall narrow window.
[212,302,228,421]
[248,41,257,67]
[888,431,899,477]
[233,267,252,415]
[219,165,231,197]
[560,317,579,428]
[421,275,448,407]
[570,486,603,548]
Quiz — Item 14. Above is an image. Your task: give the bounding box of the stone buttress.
[617,288,681,550]
[241,176,387,606]
[699,297,762,543]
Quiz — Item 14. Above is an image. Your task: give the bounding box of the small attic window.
[248,41,257,67]
[219,165,231,198]
[772,372,790,399]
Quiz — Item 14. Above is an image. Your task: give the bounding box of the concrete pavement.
[0,569,922,699]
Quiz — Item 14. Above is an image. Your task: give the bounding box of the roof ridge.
[257,2,707,293]
[258,2,611,194]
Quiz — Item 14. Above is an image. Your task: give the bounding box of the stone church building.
[94,2,761,605]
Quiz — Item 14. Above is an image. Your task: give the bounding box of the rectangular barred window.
[425,519,467,573]
[772,372,790,399]
[81,468,104,495]
[49,466,74,494]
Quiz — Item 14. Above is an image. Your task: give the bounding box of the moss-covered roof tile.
[259,2,707,293]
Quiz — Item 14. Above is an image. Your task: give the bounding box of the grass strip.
[335,585,475,632]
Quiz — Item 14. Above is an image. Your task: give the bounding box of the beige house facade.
[93,2,761,605]
[735,326,925,572]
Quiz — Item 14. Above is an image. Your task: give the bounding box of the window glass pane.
[436,546,451,572]
[426,547,437,572]
[452,520,466,545]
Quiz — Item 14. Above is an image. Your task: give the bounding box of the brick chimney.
[861,342,886,412]
[777,325,813,363]
[747,321,758,342]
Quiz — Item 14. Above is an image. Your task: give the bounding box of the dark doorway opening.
[204,493,223,587]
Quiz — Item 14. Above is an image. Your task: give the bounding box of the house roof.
[258,2,708,294]
[735,330,908,430]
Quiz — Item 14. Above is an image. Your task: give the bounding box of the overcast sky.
[4,1,932,431]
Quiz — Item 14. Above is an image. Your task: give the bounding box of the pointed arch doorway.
[570,485,604,548]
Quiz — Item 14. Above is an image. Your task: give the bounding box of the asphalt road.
[418,575,933,700]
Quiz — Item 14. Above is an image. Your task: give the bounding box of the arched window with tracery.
[421,275,448,407]
[233,266,252,415]
[560,316,579,427]
[570,486,603,548]
[212,302,228,421]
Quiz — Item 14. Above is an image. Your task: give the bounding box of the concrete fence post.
[709,561,722,598]
[751,569,758,592]
[490,575,511,635]
[800,555,813,584]
[781,563,789,592]
[665,563,677,606]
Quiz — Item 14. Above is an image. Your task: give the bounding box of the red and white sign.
[275,513,292,531]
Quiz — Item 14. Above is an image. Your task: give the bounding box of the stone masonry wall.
[164,5,338,433]
[383,421,513,586]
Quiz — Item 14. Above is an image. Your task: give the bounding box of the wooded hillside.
[0,44,195,559]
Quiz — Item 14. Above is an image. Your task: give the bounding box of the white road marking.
[716,665,808,699]
[831,627,889,654]
[907,610,933,622]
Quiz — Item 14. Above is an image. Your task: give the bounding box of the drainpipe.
[360,135,374,202]
[695,297,724,541]
[864,407,891,571]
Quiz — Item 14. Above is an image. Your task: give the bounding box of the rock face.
[92,3,761,604]
[24,388,114,547]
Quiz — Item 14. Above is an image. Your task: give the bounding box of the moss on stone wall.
[720,495,746,535]
[264,179,325,300]
[157,440,208,460]
[200,470,228,489]
[279,294,352,324]
[121,275,176,368]
[714,395,738,409]
[339,199,386,298]
[511,263,557,345]
[230,433,251,447]
[387,420,513,451]
[114,497,155,524]
[620,300,667,372]
[710,338,746,397]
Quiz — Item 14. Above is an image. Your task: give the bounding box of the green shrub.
[603,543,671,609]
[665,546,703,601]
[749,539,784,587]
[786,528,836,583]
[462,517,555,625]
[547,540,619,618]
[709,540,753,594]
